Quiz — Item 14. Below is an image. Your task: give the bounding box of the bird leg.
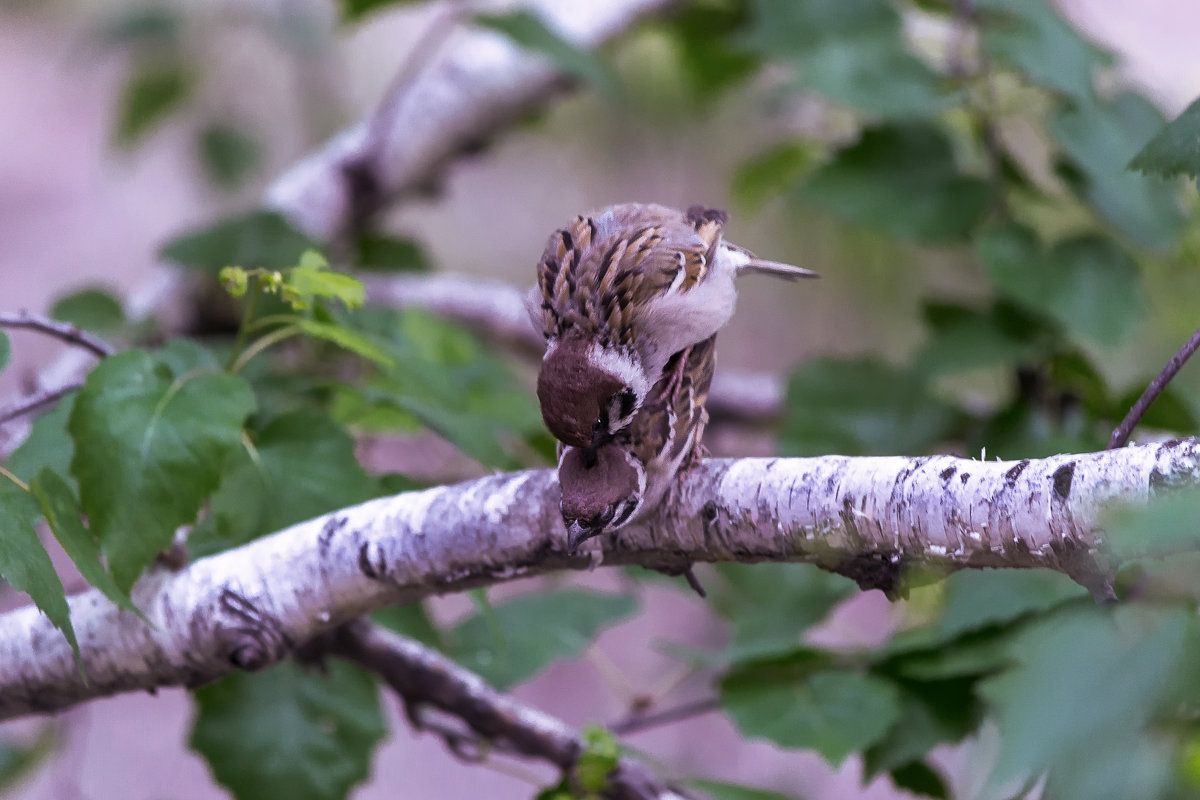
[655,345,693,404]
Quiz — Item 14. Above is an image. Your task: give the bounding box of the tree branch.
[0,0,679,459]
[1108,325,1200,449]
[2,440,1196,720]
[265,0,680,239]
[317,621,683,800]
[0,380,82,425]
[363,272,784,423]
[0,311,114,358]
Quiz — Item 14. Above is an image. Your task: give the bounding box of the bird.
[530,203,816,451]
[556,334,717,553]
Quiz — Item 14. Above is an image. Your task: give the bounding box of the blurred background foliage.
[3,0,1200,799]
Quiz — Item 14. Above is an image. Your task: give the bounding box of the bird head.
[537,337,648,448]
[558,444,646,550]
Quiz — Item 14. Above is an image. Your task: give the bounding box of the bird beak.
[566,520,597,552]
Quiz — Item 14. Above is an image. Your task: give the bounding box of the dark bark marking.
[940,466,956,482]
[959,472,970,484]
[318,515,348,558]
[1052,462,1076,501]
[1005,459,1030,484]
[832,552,904,600]
[358,542,386,580]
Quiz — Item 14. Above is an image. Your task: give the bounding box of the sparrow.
[531,203,816,450]
[557,334,717,552]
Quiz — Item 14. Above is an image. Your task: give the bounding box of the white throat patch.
[587,344,650,400]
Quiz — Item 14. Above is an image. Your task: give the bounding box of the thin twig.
[609,697,721,736]
[0,380,83,426]
[320,621,685,800]
[1108,325,1200,449]
[0,311,114,358]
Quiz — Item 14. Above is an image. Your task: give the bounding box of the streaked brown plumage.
[532,203,815,449]
[558,334,717,550]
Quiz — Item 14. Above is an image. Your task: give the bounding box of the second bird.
[530,203,816,451]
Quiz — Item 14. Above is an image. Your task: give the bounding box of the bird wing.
[534,205,709,347]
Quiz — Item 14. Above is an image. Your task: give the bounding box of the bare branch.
[2,441,1196,720]
[364,272,785,423]
[320,621,683,800]
[0,311,114,358]
[0,380,82,425]
[609,697,721,736]
[1109,325,1200,449]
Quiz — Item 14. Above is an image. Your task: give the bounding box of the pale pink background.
[1,2,1197,798]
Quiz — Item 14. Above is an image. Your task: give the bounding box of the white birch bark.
[2,440,1196,720]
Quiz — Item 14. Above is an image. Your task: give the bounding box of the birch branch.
[265,0,679,239]
[3,440,1198,720]
[317,621,684,800]
[364,272,785,423]
[0,0,677,458]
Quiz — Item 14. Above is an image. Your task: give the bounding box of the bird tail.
[742,257,820,280]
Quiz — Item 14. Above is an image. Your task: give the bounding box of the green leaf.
[0,726,58,793]
[1106,486,1200,561]
[691,778,799,800]
[448,590,637,689]
[742,0,948,118]
[915,301,1048,376]
[733,141,819,210]
[199,123,260,190]
[1129,94,1200,181]
[30,468,137,614]
[371,602,442,649]
[153,338,223,375]
[936,570,1084,640]
[69,351,255,591]
[115,62,191,148]
[975,223,1143,347]
[795,34,950,119]
[712,564,855,660]
[190,410,374,558]
[576,725,619,793]
[975,0,1109,102]
[49,288,126,333]
[888,761,949,800]
[979,606,1198,799]
[338,0,423,23]
[781,358,962,456]
[1049,93,1183,252]
[863,677,983,776]
[352,233,431,273]
[721,668,902,765]
[795,124,992,243]
[665,2,759,99]
[0,476,77,657]
[190,661,385,800]
[4,395,76,487]
[336,309,545,468]
[742,0,896,56]
[475,11,620,96]
[294,318,393,368]
[0,331,9,372]
[160,209,316,273]
[286,251,366,310]
[97,5,180,48]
